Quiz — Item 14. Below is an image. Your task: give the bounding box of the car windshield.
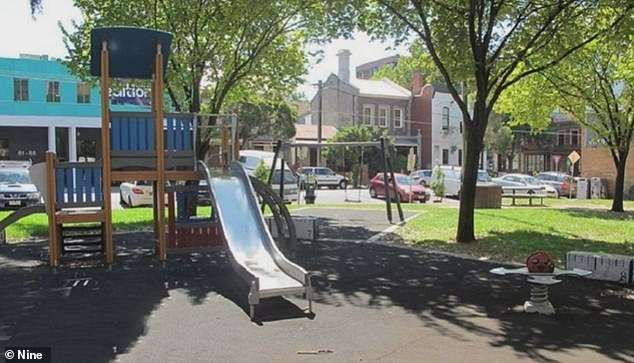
[0,169,31,184]
[525,176,540,185]
[477,171,492,182]
[394,175,413,185]
[271,170,297,184]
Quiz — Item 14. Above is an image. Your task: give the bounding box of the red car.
[368,173,431,203]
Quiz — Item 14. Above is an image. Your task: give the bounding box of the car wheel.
[339,180,348,189]
[120,192,124,205]
[128,195,134,208]
[369,187,377,198]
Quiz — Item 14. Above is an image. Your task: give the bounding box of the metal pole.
[380,138,392,223]
[317,80,323,167]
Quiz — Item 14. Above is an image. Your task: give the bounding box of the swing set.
[286,138,404,223]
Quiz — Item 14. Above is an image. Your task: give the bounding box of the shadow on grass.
[557,207,634,221]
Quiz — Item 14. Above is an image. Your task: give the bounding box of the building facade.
[409,72,469,170]
[355,55,399,80]
[309,50,419,170]
[0,55,148,163]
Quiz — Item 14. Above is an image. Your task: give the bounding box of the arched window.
[442,107,450,130]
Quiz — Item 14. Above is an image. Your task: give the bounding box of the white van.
[238,150,298,203]
[433,165,491,199]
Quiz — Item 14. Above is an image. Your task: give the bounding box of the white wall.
[430,91,463,166]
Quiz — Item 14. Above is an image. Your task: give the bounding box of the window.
[393,108,403,128]
[571,129,579,145]
[46,81,60,102]
[557,132,565,146]
[362,105,374,126]
[442,107,450,130]
[458,149,462,166]
[378,106,388,127]
[0,139,9,159]
[442,149,449,164]
[13,78,28,101]
[526,154,545,173]
[77,82,91,104]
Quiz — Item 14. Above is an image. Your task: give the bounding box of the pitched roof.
[295,124,339,141]
[351,78,411,99]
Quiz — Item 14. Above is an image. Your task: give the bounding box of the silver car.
[0,161,41,209]
[298,166,349,189]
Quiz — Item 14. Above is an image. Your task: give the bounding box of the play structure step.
[60,225,103,255]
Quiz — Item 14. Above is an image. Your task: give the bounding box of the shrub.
[430,167,446,200]
[253,160,271,182]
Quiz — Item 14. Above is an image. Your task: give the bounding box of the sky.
[0,0,406,101]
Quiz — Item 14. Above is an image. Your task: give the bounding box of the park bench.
[501,186,545,206]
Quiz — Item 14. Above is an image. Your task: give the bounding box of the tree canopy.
[358,0,633,241]
[62,0,354,159]
[233,100,297,147]
[496,18,634,211]
[371,40,440,89]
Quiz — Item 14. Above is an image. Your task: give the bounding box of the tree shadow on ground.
[295,237,634,363]
[2,224,633,362]
[557,207,634,221]
[0,232,312,363]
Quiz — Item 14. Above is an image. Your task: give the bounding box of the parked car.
[411,169,433,187]
[0,161,41,209]
[119,180,154,207]
[535,172,576,198]
[492,173,558,197]
[298,166,349,189]
[368,173,431,203]
[238,150,291,174]
[238,150,298,203]
[434,165,492,199]
[269,169,299,203]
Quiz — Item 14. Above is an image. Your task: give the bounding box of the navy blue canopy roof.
[90,27,173,79]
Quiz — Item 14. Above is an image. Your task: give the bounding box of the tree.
[360,0,633,242]
[234,100,297,147]
[63,0,353,160]
[430,167,445,202]
[484,115,516,172]
[497,27,634,211]
[371,39,440,88]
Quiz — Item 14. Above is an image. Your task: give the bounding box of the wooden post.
[155,43,167,261]
[100,40,114,265]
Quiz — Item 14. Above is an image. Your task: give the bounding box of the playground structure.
[0,26,310,318]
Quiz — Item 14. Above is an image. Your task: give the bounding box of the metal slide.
[198,161,313,319]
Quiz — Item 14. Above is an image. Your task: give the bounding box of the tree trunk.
[457,104,487,243]
[610,151,628,212]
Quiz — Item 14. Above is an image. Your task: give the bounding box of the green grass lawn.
[2,199,633,266]
[396,204,633,265]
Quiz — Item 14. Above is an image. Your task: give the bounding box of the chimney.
[337,49,351,83]
[411,71,424,94]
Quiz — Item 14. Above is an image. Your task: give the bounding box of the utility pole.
[317,80,323,167]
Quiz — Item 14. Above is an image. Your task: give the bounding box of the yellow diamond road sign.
[568,150,580,164]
